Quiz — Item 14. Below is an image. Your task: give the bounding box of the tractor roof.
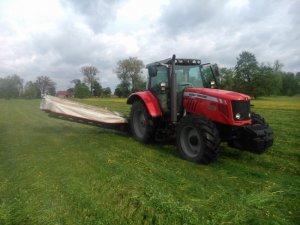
[146,58,201,68]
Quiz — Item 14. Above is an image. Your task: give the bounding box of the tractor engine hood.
[183,88,251,126]
[184,88,251,102]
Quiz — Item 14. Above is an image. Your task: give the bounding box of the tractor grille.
[231,100,250,121]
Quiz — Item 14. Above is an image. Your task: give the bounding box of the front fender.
[127,91,162,117]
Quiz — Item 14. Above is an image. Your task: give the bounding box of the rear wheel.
[129,100,155,143]
[176,115,220,164]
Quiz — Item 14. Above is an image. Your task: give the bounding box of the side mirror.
[148,65,157,77]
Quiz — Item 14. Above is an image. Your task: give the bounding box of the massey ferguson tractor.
[127,55,273,164]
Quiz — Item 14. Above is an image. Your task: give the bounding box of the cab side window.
[201,66,214,88]
[150,66,168,93]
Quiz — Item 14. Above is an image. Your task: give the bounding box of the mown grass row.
[0,96,299,224]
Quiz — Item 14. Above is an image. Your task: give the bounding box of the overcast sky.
[0,0,299,91]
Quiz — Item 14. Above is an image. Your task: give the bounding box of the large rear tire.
[176,115,220,164]
[228,112,273,154]
[129,100,155,143]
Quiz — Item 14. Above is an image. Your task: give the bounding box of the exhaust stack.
[170,54,177,123]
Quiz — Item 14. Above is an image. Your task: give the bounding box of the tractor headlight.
[235,113,241,120]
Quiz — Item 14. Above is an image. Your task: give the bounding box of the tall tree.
[114,80,131,97]
[115,57,145,93]
[102,87,111,97]
[35,76,56,96]
[254,63,282,96]
[281,72,298,96]
[0,74,23,98]
[219,67,235,90]
[234,51,259,97]
[80,65,99,94]
[72,80,90,98]
[273,60,284,72]
[234,51,258,96]
[23,81,39,99]
[71,79,81,86]
[91,80,102,97]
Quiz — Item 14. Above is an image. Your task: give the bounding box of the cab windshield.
[175,65,215,88]
[148,64,216,92]
[175,65,202,88]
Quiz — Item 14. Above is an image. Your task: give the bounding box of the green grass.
[0,96,299,225]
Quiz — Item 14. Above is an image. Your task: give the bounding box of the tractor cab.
[146,58,219,115]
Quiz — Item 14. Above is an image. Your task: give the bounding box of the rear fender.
[127,91,162,117]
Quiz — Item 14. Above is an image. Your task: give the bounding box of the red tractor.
[127,55,273,164]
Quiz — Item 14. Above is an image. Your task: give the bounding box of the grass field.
[0,96,299,225]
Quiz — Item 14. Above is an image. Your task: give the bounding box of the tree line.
[112,52,300,98]
[0,57,146,99]
[0,51,299,99]
[219,51,300,98]
[0,75,56,99]
[0,66,112,99]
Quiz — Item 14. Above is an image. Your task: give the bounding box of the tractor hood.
[184,88,251,101]
[183,88,252,126]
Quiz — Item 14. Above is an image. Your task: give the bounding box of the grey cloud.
[235,1,278,23]
[33,22,106,65]
[1,0,299,92]
[28,21,129,90]
[159,0,226,36]
[59,0,121,33]
[288,0,300,24]
[155,0,300,72]
[0,22,117,89]
[158,0,281,36]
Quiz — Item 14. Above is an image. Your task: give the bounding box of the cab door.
[149,66,169,113]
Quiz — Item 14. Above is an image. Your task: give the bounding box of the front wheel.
[129,100,155,143]
[176,115,220,164]
[228,112,273,154]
